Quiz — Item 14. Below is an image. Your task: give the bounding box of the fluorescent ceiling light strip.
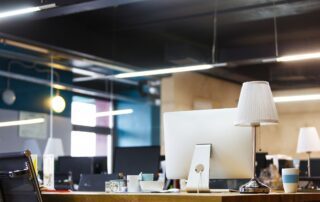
[114,63,227,79]
[274,94,320,103]
[0,3,56,19]
[96,109,134,117]
[0,118,45,128]
[277,52,320,62]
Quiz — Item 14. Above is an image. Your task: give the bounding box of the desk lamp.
[235,81,279,193]
[297,127,320,177]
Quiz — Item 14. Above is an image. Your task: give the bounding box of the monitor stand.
[186,144,211,193]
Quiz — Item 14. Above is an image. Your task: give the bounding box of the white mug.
[282,168,299,193]
[127,175,140,192]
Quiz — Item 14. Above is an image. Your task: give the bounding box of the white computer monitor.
[164,108,253,180]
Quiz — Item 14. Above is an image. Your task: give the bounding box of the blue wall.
[115,91,160,147]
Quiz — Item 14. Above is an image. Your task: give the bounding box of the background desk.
[42,191,320,202]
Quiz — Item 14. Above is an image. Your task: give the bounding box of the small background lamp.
[297,127,320,177]
[235,81,279,193]
[44,137,65,157]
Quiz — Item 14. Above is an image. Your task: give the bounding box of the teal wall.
[115,91,160,147]
[0,58,72,117]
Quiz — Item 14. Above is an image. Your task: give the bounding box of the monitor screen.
[113,146,160,175]
[93,156,108,174]
[57,156,93,184]
[310,159,320,176]
[78,173,117,191]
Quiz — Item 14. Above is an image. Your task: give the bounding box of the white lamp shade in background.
[235,81,279,126]
[297,127,320,153]
[44,137,65,157]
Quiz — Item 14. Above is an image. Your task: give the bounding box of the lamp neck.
[307,151,311,177]
[252,125,260,178]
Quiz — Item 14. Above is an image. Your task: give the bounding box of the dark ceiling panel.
[0,0,320,90]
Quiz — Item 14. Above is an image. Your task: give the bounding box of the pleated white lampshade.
[297,127,320,153]
[235,81,279,126]
[44,137,65,157]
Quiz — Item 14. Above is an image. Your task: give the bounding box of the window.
[71,131,96,157]
[70,96,112,158]
[71,101,96,127]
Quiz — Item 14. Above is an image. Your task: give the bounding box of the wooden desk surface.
[42,191,320,202]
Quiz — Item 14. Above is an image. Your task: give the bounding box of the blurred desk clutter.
[2,147,320,199]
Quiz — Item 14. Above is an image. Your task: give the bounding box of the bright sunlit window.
[71,101,96,127]
[71,100,97,156]
[71,131,96,157]
[70,97,112,158]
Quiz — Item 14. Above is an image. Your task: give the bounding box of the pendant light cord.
[273,0,279,57]
[212,0,218,64]
[49,55,53,139]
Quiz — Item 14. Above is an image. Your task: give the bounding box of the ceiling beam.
[0,69,140,102]
[30,0,151,20]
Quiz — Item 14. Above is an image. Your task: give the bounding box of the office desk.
[42,191,320,202]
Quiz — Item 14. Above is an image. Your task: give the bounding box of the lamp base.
[239,177,270,194]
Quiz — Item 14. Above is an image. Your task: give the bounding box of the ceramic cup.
[127,175,140,192]
[282,168,299,193]
[141,173,154,181]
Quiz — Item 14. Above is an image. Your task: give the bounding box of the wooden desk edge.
[42,191,320,202]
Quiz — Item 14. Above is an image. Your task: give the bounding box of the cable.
[212,0,218,64]
[273,0,279,57]
[49,55,53,139]
[7,60,61,83]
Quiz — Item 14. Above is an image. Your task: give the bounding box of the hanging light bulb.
[2,88,16,105]
[51,94,66,113]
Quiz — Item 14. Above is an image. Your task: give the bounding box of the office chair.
[0,150,42,202]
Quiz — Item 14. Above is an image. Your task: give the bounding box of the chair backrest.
[0,150,42,202]
[78,174,117,191]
